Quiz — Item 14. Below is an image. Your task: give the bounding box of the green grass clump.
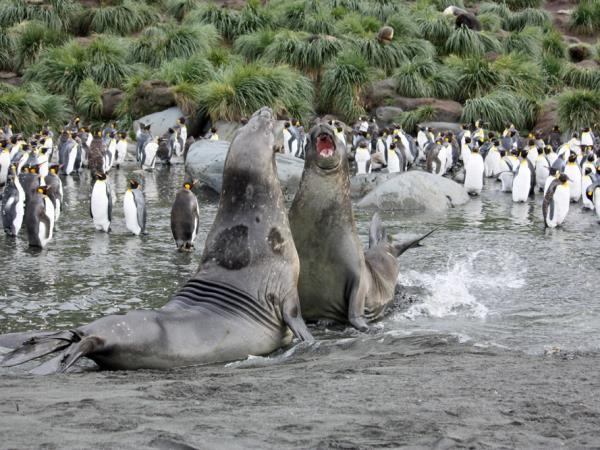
[13,20,67,70]
[446,55,501,100]
[557,89,600,131]
[445,26,485,57]
[503,8,550,31]
[560,65,600,90]
[84,35,133,88]
[334,13,381,38]
[0,82,71,132]
[395,105,436,134]
[569,0,600,35]
[416,12,453,46]
[503,26,543,57]
[386,13,421,38]
[130,24,219,67]
[233,29,275,61]
[197,63,314,122]
[491,53,545,97]
[394,59,437,98]
[501,0,543,9]
[461,90,529,131]
[542,30,566,59]
[76,78,103,120]
[155,55,215,85]
[0,0,80,31]
[320,53,373,121]
[0,30,14,70]
[265,31,342,78]
[167,0,201,21]
[90,0,158,35]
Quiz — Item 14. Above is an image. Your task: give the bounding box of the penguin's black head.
[464,137,471,144]
[568,153,577,163]
[178,117,185,124]
[553,125,560,132]
[30,165,40,174]
[511,149,519,156]
[37,185,49,195]
[528,139,535,147]
[587,153,594,162]
[129,179,140,189]
[509,130,516,137]
[544,146,552,154]
[519,149,528,159]
[585,167,592,176]
[572,132,579,138]
[96,172,107,181]
[549,167,557,176]
[499,149,506,157]
[492,139,499,146]
[49,164,59,174]
[558,173,569,184]
[307,122,343,171]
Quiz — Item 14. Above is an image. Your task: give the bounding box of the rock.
[375,106,404,124]
[356,171,469,212]
[420,122,462,133]
[533,99,559,139]
[364,78,397,109]
[0,72,22,86]
[185,138,304,197]
[575,60,599,69]
[130,80,176,117]
[101,88,125,120]
[133,107,184,139]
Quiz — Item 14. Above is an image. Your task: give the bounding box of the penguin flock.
[0,117,200,250]
[339,118,600,229]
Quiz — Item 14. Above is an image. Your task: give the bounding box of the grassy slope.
[0,0,599,134]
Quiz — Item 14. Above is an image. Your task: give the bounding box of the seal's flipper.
[55,336,103,373]
[0,330,78,367]
[368,212,387,248]
[347,276,369,332]
[282,295,314,342]
[392,229,436,257]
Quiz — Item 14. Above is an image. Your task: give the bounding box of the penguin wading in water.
[25,185,55,248]
[44,164,63,221]
[564,153,582,202]
[512,151,533,202]
[91,172,112,232]
[585,179,600,221]
[464,146,484,195]
[123,178,146,236]
[170,181,200,251]
[581,167,595,210]
[1,165,25,236]
[543,173,570,228]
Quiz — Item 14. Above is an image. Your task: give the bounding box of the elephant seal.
[289,122,434,331]
[1,107,312,374]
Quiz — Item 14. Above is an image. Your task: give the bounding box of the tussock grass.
[445,26,485,57]
[569,0,600,35]
[396,105,436,134]
[557,89,600,131]
[462,90,529,131]
[90,0,158,35]
[76,78,103,120]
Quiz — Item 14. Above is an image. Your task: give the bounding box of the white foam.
[396,250,525,320]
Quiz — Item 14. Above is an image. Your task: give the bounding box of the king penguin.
[543,173,570,228]
[535,148,550,192]
[585,178,600,222]
[512,151,533,202]
[582,167,595,210]
[115,132,128,169]
[0,142,10,186]
[25,185,55,248]
[564,152,582,202]
[170,180,200,251]
[464,146,484,195]
[141,137,158,171]
[123,178,146,236]
[1,165,25,236]
[91,172,112,232]
[43,164,63,222]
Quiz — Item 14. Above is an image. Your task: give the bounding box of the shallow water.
[0,161,598,359]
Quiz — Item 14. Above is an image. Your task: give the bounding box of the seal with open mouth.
[289,121,434,330]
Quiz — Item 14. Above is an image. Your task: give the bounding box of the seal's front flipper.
[282,295,314,342]
[347,276,369,332]
[349,316,369,332]
[392,228,437,257]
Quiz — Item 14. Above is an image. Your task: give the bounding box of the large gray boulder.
[356,171,469,212]
[133,107,183,139]
[185,139,304,197]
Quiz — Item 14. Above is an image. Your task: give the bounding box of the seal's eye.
[316,133,334,157]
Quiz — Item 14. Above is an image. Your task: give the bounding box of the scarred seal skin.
[289,121,434,331]
[1,107,313,374]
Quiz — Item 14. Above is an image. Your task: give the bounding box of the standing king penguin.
[25,185,55,248]
[123,178,146,236]
[464,146,484,195]
[91,172,112,232]
[543,173,570,228]
[170,181,200,251]
[1,165,25,236]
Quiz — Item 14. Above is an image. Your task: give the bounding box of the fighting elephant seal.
[1,107,312,374]
[289,122,434,331]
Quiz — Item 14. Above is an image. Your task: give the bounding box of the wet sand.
[2,335,600,449]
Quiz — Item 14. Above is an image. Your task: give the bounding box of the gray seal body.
[289,122,434,330]
[1,107,312,374]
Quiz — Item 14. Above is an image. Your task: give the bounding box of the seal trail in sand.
[289,121,434,331]
[0,107,312,374]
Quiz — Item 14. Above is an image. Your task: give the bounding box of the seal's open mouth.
[316,133,335,158]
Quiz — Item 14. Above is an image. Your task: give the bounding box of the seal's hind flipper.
[0,330,79,367]
[392,228,437,257]
[368,212,387,248]
[55,336,103,373]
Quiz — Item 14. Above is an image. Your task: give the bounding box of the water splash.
[397,250,525,320]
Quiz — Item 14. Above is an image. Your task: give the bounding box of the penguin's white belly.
[544,176,555,196]
[484,152,499,177]
[436,149,448,175]
[355,150,371,175]
[594,188,600,220]
[123,191,141,235]
[564,166,582,201]
[535,161,549,190]
[546,185,570,228]
[512,169,531,202]
[464,155,484,194]
[582,177,594,209]
[461,147,470,165]
[65,145,78,175]
[387,152,400,173]
[0,154,9,184]
[499,171,513,192]
[143,143,158,170]
[91,185,110,231]
[116,142,128,164]
[547,153,558,166]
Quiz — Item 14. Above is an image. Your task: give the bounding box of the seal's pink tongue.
[317,135,334,157]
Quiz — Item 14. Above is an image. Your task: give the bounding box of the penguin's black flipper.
[106,183,112,222]
[132,189,146,232]
[543,179,560,228]
[0,330,78,367]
